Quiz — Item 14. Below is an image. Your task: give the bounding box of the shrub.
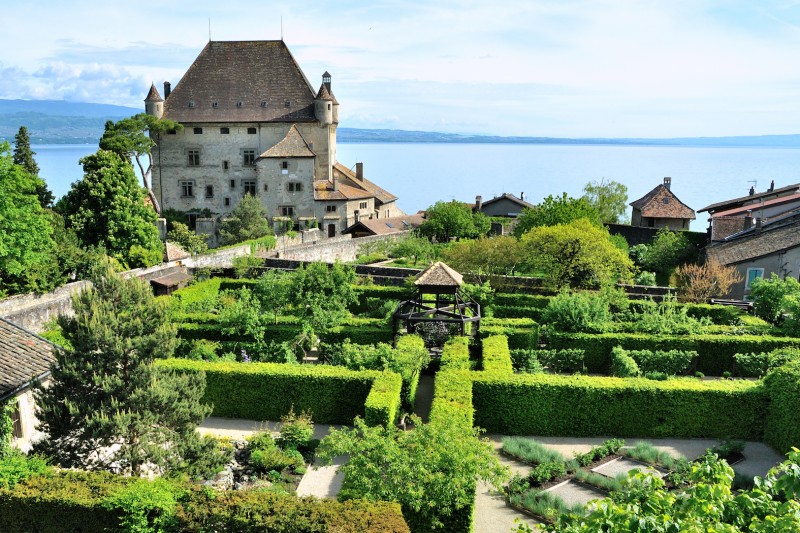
[573,438,625,465]
[392,335,430,410]
[536,349,586,374]
[502,437,565,465]
[734,349,798,378]
[674,260,742,303]
[540,291,610,333]
[628,348,696,376]
[645,371,669,381]
[279,408,314,450]
[218,194,270,246]
[763,360,800,453]
[101,477,185,533]
[626,294,707,335]
[751,273,800,324]
[472,373,767,439]
[0,452,51,490]
[247,431,275,452]
[529,461,567,485]
[510,349,544,374]
[250,447,303,473]
[610,347,640,377]
[634,271,657,286]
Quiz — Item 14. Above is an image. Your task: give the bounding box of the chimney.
[755,217,763,233]
[476,195,483,211]
[663,177,672,190]
[163,81,171,99]
[355,162,363,181]
[520,192,525,201]
[744,210,753,230]
[770,180,775,192]
[749,186,756,196]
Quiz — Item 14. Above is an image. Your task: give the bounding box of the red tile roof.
[630,184,695,220]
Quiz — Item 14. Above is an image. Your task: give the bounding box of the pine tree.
[13,126,54,208]
[34,262,226,476]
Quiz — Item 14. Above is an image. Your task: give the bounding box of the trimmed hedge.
[549,332,800,376]
[157,359,401,426]
[440,337,471,370]
[481,335,513,373]
[480,317,540,350]
[394,335,428,410]
[627,348,696,376]
[472,372,767,439]
[764,361,800,454]
[494,293,552,309]
[322,324,394,345]
[683,303,743,324]
[177,320,393,346]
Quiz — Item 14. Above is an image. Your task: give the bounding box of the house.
[629,177,696,230]
[0,317,56,452]
[473,193,534,218]
[705,213,800,300]
[698,181,800,241]
[343,212,425,239]
[146,40,403,238]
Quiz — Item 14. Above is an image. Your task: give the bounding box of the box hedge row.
[156,359,401,426]
[548,332,800,375]
[177,322,393,345]
[479,318,540,350]
[471,372,767,439]
[764,360,800,454]
[481,335,514,373]
[0,471,410,533]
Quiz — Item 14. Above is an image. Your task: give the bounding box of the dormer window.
[284,100,291,108]
[236,101,243,108]
[260,101,267,107]
[212,102,219,108]
[663,198,669,204]
[189,100,195,108]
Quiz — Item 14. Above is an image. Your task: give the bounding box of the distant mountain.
[2,99,800,147]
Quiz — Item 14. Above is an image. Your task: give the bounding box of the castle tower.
[314,72,334,125]
[144,83,164,118]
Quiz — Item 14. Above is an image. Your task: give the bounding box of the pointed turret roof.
[415,262,463,287]
[145,83,163,102]
[258,124,316,158]
[315,83,333,101]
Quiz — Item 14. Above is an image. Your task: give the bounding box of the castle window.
[230,179,236,189]
[180,180,194,198]
[260,101,267,107]
[236,101,243,108]
[220,127,230,134]
[193,127,203,134]
[187,149,200,166]
[167,129,177,135]
[287,182,303,192]
[326,205,337,213]
[281,206,295,217]
[222,160,230,170]
[224,197,231,207]
[263,184,268,191]
[285,100,291,108]
[247,127,257,134]
[11,403,22,439]
[212,102,219,108]
[243,150,256,166]
[189,101,195,108]
[205,185,214,198]
[663,198,669,204]
[281,161,289,174]
[328,103,331,110]
[360,201,368,209]
[243,180,257,196]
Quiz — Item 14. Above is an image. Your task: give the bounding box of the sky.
[3,0,800,138]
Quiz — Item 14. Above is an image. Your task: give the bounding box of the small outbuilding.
[630,177,696,230]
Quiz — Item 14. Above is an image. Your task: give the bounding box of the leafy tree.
[390,235,436,266]
[418,200,490,241]
[218,194,271,245]
[674,259,743,303]
[442,236,523,287]
[514,193,600,237]
[167,222,208,255]
[290,262,357,332]
[581,179,628,224]
[12,126,54,209]
[519,219,633,289]
[537,450,800,533]
[632,228,696,278]
[750,274,800,325]
[99,114,182,214]
[0,142,59,295]
[34,262,225,477]
[56,149,162,269]
[318,417,507,532]
[254,269,292,324]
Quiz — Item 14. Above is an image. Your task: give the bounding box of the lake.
[33,142,800,228]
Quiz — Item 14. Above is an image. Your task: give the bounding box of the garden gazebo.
[392,262,481,342]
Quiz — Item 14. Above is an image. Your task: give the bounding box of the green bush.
[510,349,543,374]
[392,335,430,410]
[627,348,696,375]
[0,453,51,490]
[610,347,640,377]
[529,461,566,485]
[764,360,800,453]
[683,303,743,324]
[540,291,610,333]
[735,350,798,378]
[101,477,185,533]
[157,359,401,426]
[536,349,586,374]
[481,335,513,373]
[472,372,767,439]
[548,332,800,375]
[494,293,552,309]
[279,408,314,450]
[250,447,303,473]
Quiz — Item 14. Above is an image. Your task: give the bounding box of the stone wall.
[276,232,408,263]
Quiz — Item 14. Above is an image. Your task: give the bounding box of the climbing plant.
[0,399,17,458]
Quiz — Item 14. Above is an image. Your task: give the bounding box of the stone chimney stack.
[520,192,525,201]
[663,177,672,191]
[356,162,363,181]
[770,180,775,192]
[163,81,171,99]
[755,218,763,233]
[476,195,483,211]
[744,210,754,230]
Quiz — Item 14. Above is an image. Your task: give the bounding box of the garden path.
[413,373,435,423]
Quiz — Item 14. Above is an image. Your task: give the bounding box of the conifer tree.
[13,126,54,208]
[34,262,226,476]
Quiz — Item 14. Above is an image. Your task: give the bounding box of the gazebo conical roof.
[415,261,463,288]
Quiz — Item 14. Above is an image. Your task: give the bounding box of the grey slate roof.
[163,41,318,124]
[0,317,56,401]
[145,83,163,102]
[258,124,316,158]
[706,219,800,265]
[479,193,535,211]
[343,213,424,236]
[698,183,800,213]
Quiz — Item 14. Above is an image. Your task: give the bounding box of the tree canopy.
[418,200,490,242]
[12,126,53,209]
[519,218,633,289]
[56,149,162,269]
[442,235,523,287]
[0,142,59,296]
[219,194,271,245]
[99,113,182,214]
[514,193,601,237]
[582,179,628,224]
[34,262,226,477]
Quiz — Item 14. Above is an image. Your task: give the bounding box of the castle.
[144,40,403,237]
